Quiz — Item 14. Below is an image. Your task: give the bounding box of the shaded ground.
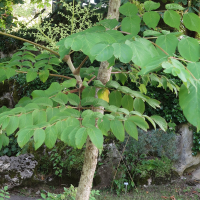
[8,175,200,200]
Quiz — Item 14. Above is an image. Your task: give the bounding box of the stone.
[173,124,200,176]
[0,154,38,189]
[93,143,121,189]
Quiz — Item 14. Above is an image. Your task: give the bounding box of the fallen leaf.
[146,191,148,194]
[170,195,176,200]
[161,196,168,199]
[192,191,197,194]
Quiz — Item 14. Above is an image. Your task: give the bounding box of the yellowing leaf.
[97,88,110,103]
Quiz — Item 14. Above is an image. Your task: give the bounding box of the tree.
[0,0,51,29]
[0,0,200,199]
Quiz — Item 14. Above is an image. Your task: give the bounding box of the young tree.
[0,1,200,200]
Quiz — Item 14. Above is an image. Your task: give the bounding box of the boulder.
[174,124,200,176]
[93,143,121,189]
[0,154,38,189]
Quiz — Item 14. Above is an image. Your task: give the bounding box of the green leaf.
[52,92,68,105]
[49,57,60,66]
[26,46,38,51]
[5,116,19,136]
[97,117,110,136]
[109,91,122,107]
[82,86,96,98]
[39,70,49,83]
[64,36,82,51]
[45,126,57,149]
[144,1,160,11]
[55,121,67,139]
[165,3,184,10]
[121,16,141,35]
[112,43,132,63]
[151,115,168,131]
[31,90,48,98]
[183,13,200,33]
[146,98,160,109]
[6,68,16,79]
[105,80,120,89]
[126,39,158,67]
[68,93,80,106]
[58,44,71,60]
[45,82,62,96]
[144,115,156,129]
[117,108,129,115]
[62,78,77,89]
[35,53,50,60]
[0,133,9,147]
[32,110,47,125]
[34,59,48,69]
[19,113,33,129]
[133,98,145,114]
[143,11,160,29]
[22,54,35,62]
[75,127,88,149]
[124,120,138,140]
[46,107,59,122]
[179,62,200,130]
[122,95,133,111]
[164,10,180,29]
[94,80,105,88]
[61,125,80,145]
[143,30,162,37]
[87,126,103,149]
[128,116,149,131]
[110,120,124,141]
[34,129,45,150]
[91,43,114,62]
[17,129,34,148]
[22,61,33,68]
[81,97,96,106]
[82,115,96,128]
[26,69,37,82]
[119,2,138,16]
[156,34,178,56]
[33,97,53,107]
[98,19,118,30]
[178,37,200,62]
[139,55,167,75]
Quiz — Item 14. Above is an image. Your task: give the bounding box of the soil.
[8,174,200,200]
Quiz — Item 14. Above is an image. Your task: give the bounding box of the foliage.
[39,185,100,200]
[136,156,173,178]
[0,1,200,198]
[191,126,200,156]
[113,129,178,194]
[0,186,10,200]
[0,134,21,156]
[19,0,102,52]
[125,129,179,161]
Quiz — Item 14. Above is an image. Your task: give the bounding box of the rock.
[0,154,38,189]
[174,124,200,176]
[93,143,121,189]
[35,190,40,195]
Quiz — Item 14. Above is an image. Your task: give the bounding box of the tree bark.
[75,0,120,199]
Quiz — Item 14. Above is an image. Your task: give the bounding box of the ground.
[7,174,200,200]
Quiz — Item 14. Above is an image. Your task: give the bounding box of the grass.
[95,184,200,200]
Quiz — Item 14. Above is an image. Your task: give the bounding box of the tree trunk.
[75,0,120,199]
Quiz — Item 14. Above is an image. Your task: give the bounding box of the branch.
[0,31,59,57]
[73,56,88,75]
[16,70,72,79]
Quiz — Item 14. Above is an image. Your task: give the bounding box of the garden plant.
[0,0,200,199]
